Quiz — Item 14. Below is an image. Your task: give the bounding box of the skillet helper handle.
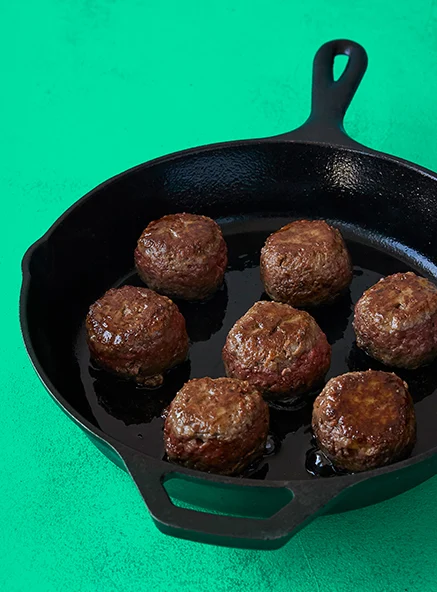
[119,447,346,550]
[278,39,368,147]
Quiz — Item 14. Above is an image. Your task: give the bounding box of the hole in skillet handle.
[163,471,292,519]
[273,38,369,149]
[117,445,349,550]
[334,54,350,82]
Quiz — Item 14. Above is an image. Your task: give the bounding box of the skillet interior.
[25,141,437,483]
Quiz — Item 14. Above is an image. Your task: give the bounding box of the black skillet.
[20,39,437,550]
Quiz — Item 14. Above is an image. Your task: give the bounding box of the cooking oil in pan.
[76,217,437,481]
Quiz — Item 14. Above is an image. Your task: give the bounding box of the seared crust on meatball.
[354,272,437,369]
[135,213,227,301]
[260,219,352,307]
[222,301,331,400]
[164,377,269,475]
[86,285,188,386]
[312,371,416,472]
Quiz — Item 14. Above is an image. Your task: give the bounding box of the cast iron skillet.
[20,40,437,550]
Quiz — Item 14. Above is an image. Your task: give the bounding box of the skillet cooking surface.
[74,216,437,481]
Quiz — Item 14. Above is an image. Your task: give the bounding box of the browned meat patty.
[312,370,416,472]
[86,285,188,386]
[135,213,228,301]
[353,272,437,369]
[222,301,331,400]
[164,377,269,475]
[260,219,352,307]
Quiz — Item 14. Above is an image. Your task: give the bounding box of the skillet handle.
[118,446,347,550]
[276,39,368,148]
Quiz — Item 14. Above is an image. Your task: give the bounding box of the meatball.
[135,213,227,301]
[353,272,437,369]
[312,370,416,472]
[164,377,269,475]
[86,285,188,386]
[222,301,331,401]
[260,219,352,307]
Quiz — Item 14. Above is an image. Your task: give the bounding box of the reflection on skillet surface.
[75,217,437,480]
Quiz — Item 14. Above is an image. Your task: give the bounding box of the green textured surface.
[2,0,437,590]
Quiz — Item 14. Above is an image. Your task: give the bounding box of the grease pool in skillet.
[75,217,437,480]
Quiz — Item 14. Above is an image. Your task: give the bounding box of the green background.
[3,0,437,590]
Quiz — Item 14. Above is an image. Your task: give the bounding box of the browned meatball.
[260,219,352,307]
[354,272,437,369]
[86,285,188,386]
[135,213,227,301]
[312,371,416,472]
[222,301,331,401]
[164,377,269,475]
